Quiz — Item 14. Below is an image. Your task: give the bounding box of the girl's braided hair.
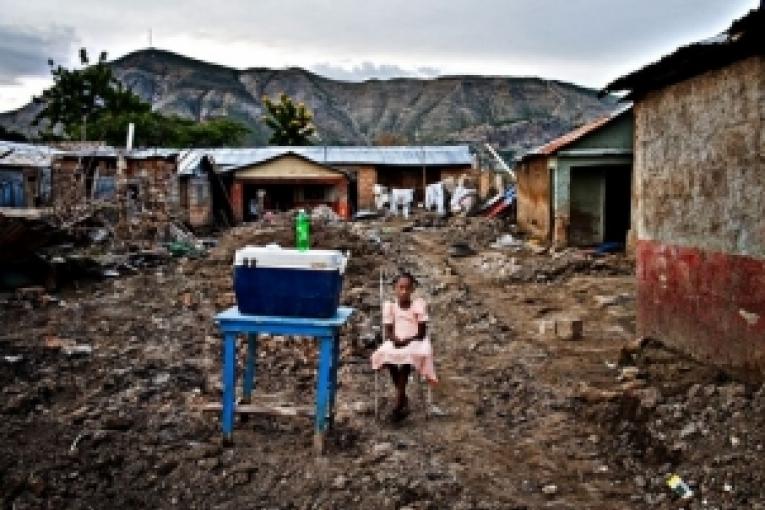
[392,271,417,287]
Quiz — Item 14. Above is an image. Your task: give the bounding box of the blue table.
[214,306,354,452]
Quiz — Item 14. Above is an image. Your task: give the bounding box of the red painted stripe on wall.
[637,239,765,377]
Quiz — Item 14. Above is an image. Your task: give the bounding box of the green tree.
[33,47,250,147]
[261,93,315,145]
[88,111,249,148]
[34,48,150,140]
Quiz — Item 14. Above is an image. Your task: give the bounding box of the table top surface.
[215,306,354,327]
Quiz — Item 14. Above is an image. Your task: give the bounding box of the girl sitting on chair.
[371,271,437,422]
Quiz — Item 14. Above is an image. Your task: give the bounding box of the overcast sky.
[0,0,758,112]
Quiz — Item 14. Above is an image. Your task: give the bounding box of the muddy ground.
[1,215,764,509]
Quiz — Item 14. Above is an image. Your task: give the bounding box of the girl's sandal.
[388,402,410,423]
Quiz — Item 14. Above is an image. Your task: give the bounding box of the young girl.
[371,272,437,421]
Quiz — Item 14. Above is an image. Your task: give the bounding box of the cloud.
[0,24,78,85]
[310,62,441,82]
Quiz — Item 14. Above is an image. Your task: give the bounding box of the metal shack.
[514,106,634,248]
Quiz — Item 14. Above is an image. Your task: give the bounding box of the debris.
[44,335,76,350]
[448,242,475,258]
[483,187,516,219]
[331,475,348,490]
[450,185,478,215]
[70,431,89,452]
[666,474,694,499]
[311,205,339,222]
[617,366,641,381]
[429,405,449,417]
[594,242,623,255]
[62,344,93,357]
[490,234,522,250]
[542,484,558,495]
[739,309,760,326]
[593,294,627,308]
[537,317,583,340]
[555,318,583,340]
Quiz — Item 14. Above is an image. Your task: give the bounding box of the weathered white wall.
[634,55,765,258]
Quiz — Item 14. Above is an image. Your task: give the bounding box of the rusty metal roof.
[520,105,632,161]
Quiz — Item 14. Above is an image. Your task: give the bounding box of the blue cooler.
[233,245,348,318]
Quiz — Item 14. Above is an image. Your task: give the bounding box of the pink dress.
[371,297,437,383]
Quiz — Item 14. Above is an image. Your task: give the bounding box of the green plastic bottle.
[296,209,310,251]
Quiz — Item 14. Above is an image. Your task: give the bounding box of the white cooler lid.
[234,245,348,274]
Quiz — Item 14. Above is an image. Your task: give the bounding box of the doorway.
[569,165,631,246]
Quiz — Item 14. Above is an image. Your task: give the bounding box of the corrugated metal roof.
[179,145,473,175]
[1,141,472,174]
[520,105,632,161]
[602,8,762,99]
[61,147,180,159]
[0,141,63,168]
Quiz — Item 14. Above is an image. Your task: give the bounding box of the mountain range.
[0,48,618,159]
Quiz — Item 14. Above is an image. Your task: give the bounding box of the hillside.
[0,48,617,156]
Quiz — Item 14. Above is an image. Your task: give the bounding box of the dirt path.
[381,229,637,508]
[2,219,763,509]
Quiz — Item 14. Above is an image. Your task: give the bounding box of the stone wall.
[634,55,765,378]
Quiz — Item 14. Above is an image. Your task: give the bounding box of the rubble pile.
[578,340,765,508]
[470,249,634,284]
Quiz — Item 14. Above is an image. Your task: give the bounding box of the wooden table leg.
[328,332,340,429]
[242,333,258,402]
[221,332,237,445]
[313,335,333,454]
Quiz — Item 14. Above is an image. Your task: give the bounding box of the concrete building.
[514,106,633,248]
[604,7,764,377]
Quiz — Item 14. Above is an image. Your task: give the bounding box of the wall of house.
[356,166,377,210]
[52,155,182,240]
[230,180,244,223]
[236,154,343,179]
[634,55,765,378]
[516,157,552,241]
[187,177,213,227]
